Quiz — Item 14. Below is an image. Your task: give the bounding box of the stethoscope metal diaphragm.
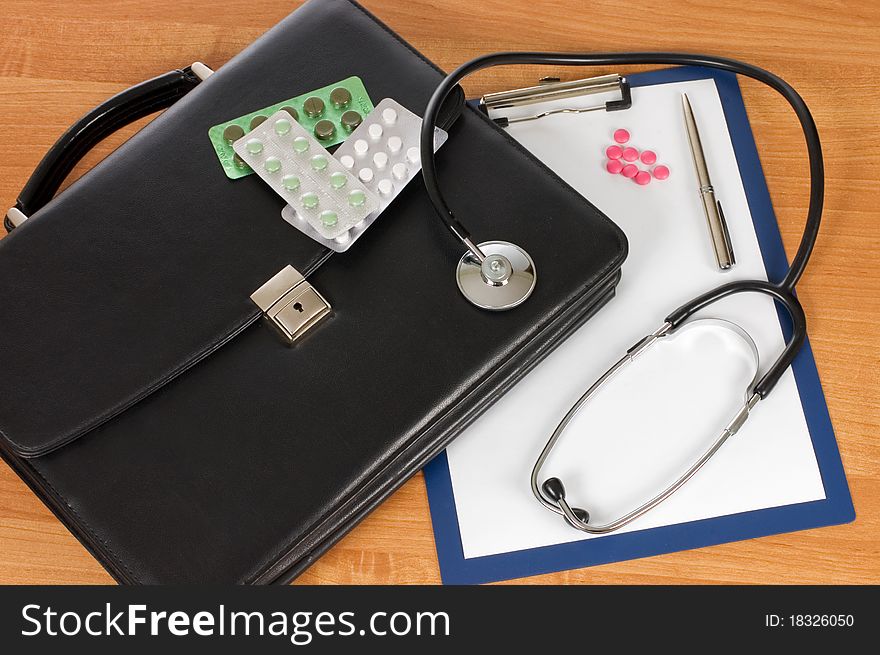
[455,241,537,310]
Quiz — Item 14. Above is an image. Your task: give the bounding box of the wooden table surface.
[0,0,878,584]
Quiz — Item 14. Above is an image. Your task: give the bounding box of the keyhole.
[293,302,304,313]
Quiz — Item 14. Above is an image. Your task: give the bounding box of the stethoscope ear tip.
[571,507,590,524]
[541,477,566,502]
[542,477,592,526]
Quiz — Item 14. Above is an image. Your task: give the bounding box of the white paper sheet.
[445,79,826,559]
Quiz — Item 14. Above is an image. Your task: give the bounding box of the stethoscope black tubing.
[420,51,823,398]
[665,280,806,397]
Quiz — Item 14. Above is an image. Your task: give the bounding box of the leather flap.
[0,0,463,458]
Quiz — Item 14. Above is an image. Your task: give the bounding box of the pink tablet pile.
[604,128,670,185]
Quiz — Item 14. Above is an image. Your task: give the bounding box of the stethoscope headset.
[419,52,822,532]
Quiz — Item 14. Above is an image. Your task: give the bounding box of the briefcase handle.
[5,63,211,232]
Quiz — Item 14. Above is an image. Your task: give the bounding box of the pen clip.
[717,201,736,266]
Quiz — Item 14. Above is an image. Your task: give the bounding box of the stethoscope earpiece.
[541,477,566,501]
[542,477,591,525]
[533,316,773,534]
[542,477,591,526]
[455,241,536,310]
[422,50,821,534]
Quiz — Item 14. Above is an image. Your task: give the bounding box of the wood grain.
[0,0,878,585]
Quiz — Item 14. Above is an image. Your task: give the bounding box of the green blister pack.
[208,76,374,179]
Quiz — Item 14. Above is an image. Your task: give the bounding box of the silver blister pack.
[281,98,447,251]
[233,110,380,250]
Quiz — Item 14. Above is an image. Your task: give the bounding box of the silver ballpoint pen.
[682,93,735,269]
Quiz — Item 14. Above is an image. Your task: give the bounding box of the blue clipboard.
[423,66,855,585]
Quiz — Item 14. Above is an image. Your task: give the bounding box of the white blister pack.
[233,110,380,250]
[281,98,448,251]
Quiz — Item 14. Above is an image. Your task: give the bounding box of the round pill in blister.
[292,136,310,153]
[320,210,339,227]
[282,174,300,191]
[378,179,394,196]
[281,106,299,121]
[330,87,352,109]
[392,162,407,180]
[354,139,369,156]
[311,154,329,171]
[335,231,351,245]
[406,146,420,164]
[387,136,403,154]
[303,96,325,118]
[245,138,263,154]
[348,189,366,207]
[301,192,319,209]
[339,154,355,169]
[368,124,383,140]
[233,153,247,168]
[373,152,389,169]
[314,119,336,141]
[381,107,398,125]
[264,157,281,173]
[223,124,245,144]
[341,110,363,132]
[250,115,268,130]
[358,167,374,183]
[274,118,292,135]
[329,171,347,189]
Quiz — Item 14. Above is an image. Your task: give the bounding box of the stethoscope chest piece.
[456,241,536,310]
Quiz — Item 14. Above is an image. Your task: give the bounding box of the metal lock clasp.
[250,265,331,345]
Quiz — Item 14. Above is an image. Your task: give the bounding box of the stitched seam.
[3,0,451,455]
[0,255,332,580]
[344,0,625,265]
[243,0,628,585]
[0,0,424,584]
[247,270,622,586]
[0,313,260,456]
[347,0,625,280]
[23,458,142,584]
[5,0,623,584]
[1,242,331,456]
[301,248,333,277]
[251,271,620,584]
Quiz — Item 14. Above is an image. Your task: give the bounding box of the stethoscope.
[419,52,822,532]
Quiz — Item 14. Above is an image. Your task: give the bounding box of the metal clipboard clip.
[478,73,632,127]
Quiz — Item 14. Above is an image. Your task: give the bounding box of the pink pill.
[635,170,651,185]
[613,128,630,144]
[640,150,657,165]
[622,147,639,162]
[653,165,670,180]
[606,145,623,159]
[620,164,638,178]
[606,159,623,174]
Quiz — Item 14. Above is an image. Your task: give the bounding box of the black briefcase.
[0,0,626,583]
